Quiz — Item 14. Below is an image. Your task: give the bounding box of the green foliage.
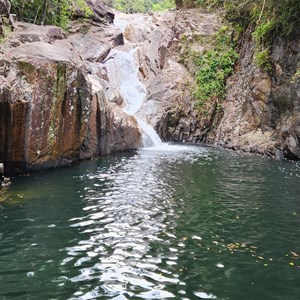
[252,20,275,45]
[11,0,92,29]
[178,0,300,39]
[178,0,300,73]
[0,17,12,42]
[152,0,175,12]
[102,0,175,13]
[254,48,272,72]
[194,27,238,105]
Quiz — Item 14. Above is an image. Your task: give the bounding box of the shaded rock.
[85,0,114,24]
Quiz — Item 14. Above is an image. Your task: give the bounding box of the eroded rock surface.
[210,31,300,159]
[1,3,300,177]
[112,9,222,143]
[113,8,300,159]
[0,11,140,175]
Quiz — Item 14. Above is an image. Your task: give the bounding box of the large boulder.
[0,21,141,175]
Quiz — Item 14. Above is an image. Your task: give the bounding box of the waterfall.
[104,48,163,148]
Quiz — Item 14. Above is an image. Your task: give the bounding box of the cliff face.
[210,30,300,159]
[129,8,300,160]
[115,9,222,143]
[0,10,141,175]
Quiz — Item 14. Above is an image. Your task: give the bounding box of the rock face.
[113,9,222,143]
[115,8,300,159]
[210,30,300,159]
[1,2,300,178]
[0,11,140,175]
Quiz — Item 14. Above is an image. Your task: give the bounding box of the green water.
[0,145,300,300]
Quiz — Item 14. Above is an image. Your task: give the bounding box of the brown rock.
[0,19,141,175]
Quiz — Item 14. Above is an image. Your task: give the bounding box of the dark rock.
[85,0,114,24]
[211,31,300,159]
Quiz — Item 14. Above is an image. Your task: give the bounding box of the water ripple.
[1,146,300,300]
[62,146,206,298]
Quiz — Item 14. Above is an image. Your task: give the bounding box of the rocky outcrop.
[117,7,300,159]
[209,30,300,159]
[0,11,140,175]
[1,1,299,178]
[113,9,222,143]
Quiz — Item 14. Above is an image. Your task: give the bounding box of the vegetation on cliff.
[194,27,238,105]
[9,1,176,27]
[179,24,238,123]
[176,0,300,72]
[102,0,175,13]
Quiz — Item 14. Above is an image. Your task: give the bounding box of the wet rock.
[0,162,4,187]
[1,176,10,187]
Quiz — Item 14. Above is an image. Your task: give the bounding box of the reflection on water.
[0,146,300,300]
[66,146,204,299]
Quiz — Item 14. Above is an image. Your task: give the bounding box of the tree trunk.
[41,0,49,25]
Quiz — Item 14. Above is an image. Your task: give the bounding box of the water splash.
[137,118,163,147]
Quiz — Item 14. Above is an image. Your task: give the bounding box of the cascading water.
[104,48,163,148]
[104,21,163,148]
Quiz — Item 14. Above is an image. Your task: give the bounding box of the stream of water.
[0,147,300,299]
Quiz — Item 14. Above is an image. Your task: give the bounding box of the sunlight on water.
[63,146,204,299]
[0,147,300,299]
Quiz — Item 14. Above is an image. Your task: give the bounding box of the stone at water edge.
[0,163,7,188]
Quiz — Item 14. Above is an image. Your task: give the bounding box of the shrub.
[194,27,239,105]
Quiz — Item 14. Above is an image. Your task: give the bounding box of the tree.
[11,0,91,29]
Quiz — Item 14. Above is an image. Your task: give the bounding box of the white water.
[104,47,163,148]
[105,48,146,116]
[104,14,194,151]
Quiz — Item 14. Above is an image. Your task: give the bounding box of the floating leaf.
[291,251,299,258]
